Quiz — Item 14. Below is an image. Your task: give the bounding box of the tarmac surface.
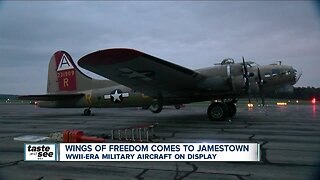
[0,103,319,180]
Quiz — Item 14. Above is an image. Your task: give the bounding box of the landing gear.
[207,102,237,121]
[149,100,163,113]
[83,108,91,116]
[207,102,227,121]
[226,102,237,117]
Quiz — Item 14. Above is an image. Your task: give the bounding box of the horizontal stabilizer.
[18,93,84,101]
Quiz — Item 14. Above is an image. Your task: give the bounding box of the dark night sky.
[0,1,319,94]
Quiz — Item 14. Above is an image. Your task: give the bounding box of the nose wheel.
[207,102,237,121]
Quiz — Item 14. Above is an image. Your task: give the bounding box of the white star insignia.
[104,89,129,102]
[111,90,121,102]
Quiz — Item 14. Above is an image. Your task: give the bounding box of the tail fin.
[47,51,93,93]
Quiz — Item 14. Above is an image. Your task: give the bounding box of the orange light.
[247,103,254,108]
[276,102,287,106]
[312,97,316,104]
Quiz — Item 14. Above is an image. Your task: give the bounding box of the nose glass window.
[281,70,291,75]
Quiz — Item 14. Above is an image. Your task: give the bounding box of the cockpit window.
[246,61,259,68]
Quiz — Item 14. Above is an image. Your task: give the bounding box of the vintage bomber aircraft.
[19,48,301,121]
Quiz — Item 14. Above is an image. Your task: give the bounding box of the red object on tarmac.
[63,130,105,143]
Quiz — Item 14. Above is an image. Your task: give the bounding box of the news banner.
[25,143,260,161]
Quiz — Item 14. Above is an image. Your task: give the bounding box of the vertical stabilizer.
[47,51,93,93]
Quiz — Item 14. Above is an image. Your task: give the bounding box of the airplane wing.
[18,93,84,101]
[78,48,205,97]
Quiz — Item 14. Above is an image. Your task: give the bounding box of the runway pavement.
[0,103,319,180]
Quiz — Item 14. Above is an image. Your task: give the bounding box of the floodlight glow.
[247,103,254,108]
[276,102,287,106]
[312,97,316,104]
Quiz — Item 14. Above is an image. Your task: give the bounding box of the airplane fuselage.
[38,62,297,108]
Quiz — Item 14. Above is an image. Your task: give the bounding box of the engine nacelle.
[198,63,246,93]
[231,75,245,92]
[228,64,246,92]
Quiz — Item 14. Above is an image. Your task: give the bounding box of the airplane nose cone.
[293,67,302,84]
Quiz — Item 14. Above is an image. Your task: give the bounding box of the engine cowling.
[198,63,246,93]
[229,64,246,92]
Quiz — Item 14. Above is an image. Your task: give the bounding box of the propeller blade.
[261,92,265,106]
[257,67,265,106]
[242,57,249,89]
[242,56,248,76]
[242,56,251,104]
[257,67,262,83]
[248,92,252,104]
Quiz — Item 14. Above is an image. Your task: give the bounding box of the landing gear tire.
[226,103,237,117]
[83,108,91,116]
[207,102,227,121]
[149,100,163,113]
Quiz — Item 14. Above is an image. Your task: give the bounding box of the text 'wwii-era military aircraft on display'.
[19,48,301,121]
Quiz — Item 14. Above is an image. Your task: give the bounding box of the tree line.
[266,87,320,100]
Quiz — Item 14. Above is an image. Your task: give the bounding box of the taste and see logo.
[24,144,57,161]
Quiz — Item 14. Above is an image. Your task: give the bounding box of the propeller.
[242,57,266,106]
[257,67,265,106]
[242,57,251,104]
